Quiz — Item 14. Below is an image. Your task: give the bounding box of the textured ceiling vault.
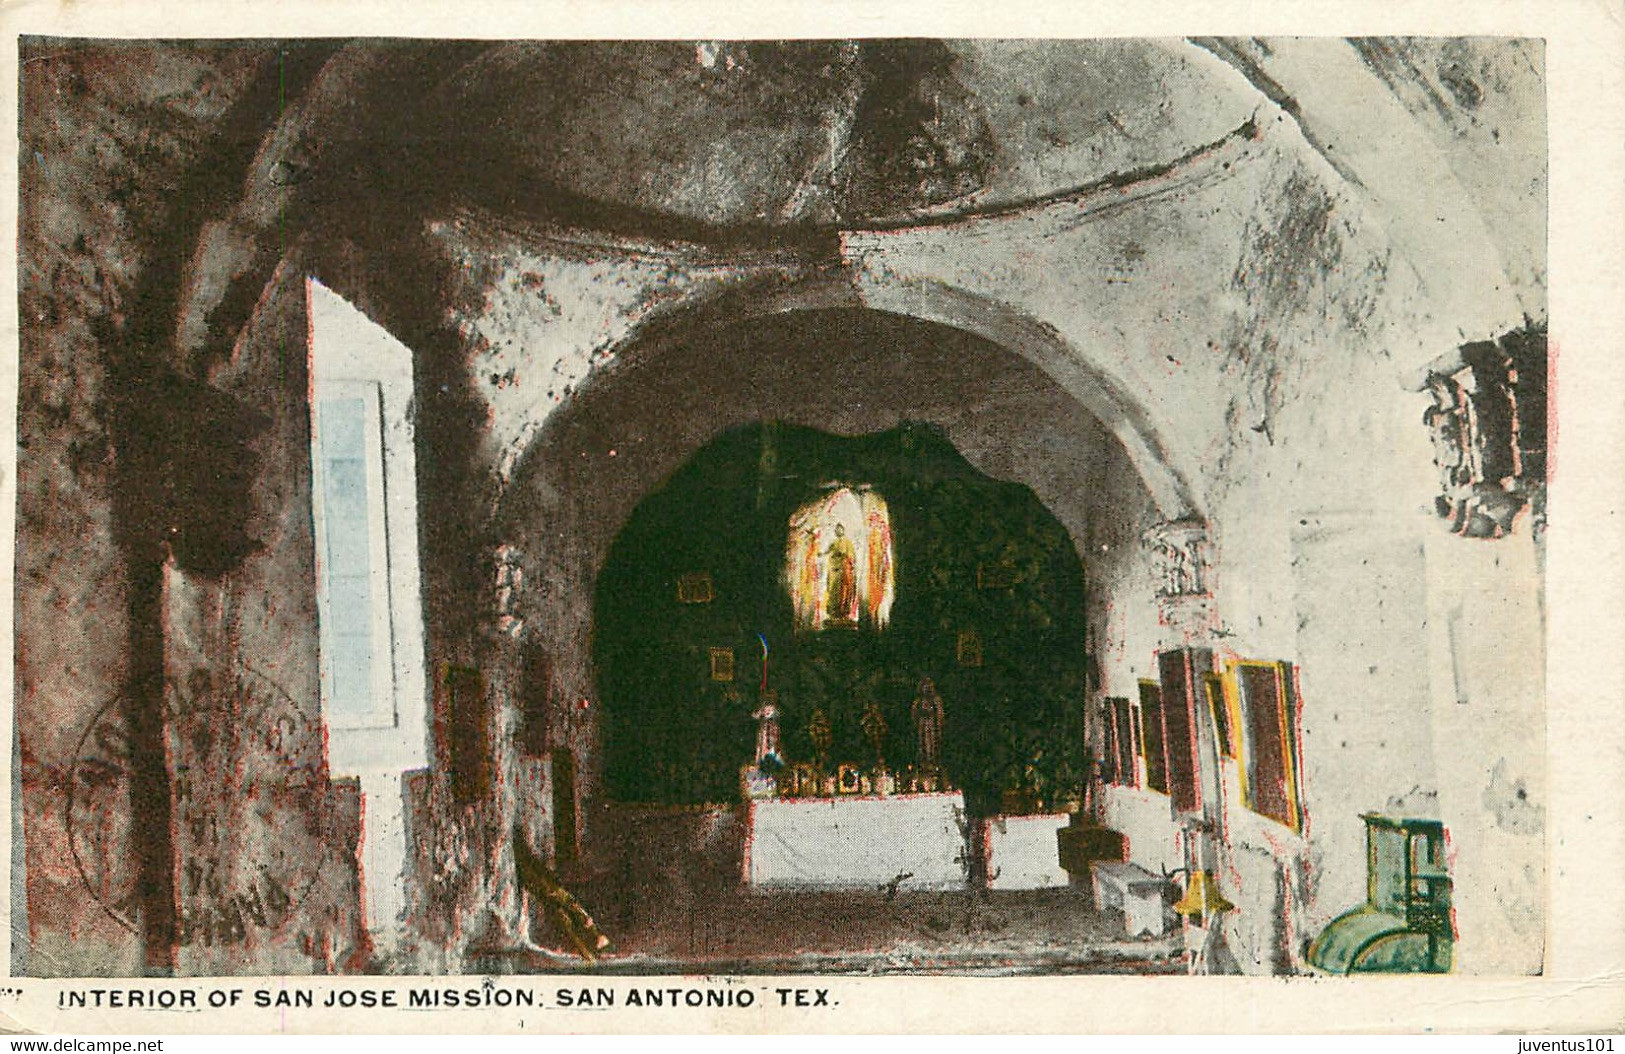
[421,39,1265,229]
[21,37,1544,376]
[223,37,1541,341]
[248,38,1541,257]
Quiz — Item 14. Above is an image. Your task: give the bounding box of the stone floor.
[474,806,1186,976]
[476,886,1185,975]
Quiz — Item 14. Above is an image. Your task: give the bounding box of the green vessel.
[1308,815,1453,974]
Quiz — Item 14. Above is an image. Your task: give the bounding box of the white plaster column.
[356,771,408,954]
[308,279,430,962]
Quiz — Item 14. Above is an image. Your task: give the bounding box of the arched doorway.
[492,303,1184,969]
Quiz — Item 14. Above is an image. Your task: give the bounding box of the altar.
[743,792,970,891]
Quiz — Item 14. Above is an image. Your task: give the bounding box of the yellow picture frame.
[1224,659,1302,832]
[956,629,983,667]
[1203,671,1234,759]
[708,646,735,682]
[1137,677,1167,795]
[677,570,715,604]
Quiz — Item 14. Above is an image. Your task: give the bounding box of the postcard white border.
[1,0,1620,1035]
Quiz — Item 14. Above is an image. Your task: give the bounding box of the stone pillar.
[1144,519,1241,965]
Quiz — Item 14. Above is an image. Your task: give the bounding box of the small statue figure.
[752,690,781,767]
[1168,542,1194,595]
[823,523,860,626]
[1145,520,1209,598]
[807,707,832,772]
[912,677,945,776]
[861,699,888,770]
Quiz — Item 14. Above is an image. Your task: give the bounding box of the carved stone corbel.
[1423,325,1546,539]
[1144,518,1210,599]
[1144,518,1216,642]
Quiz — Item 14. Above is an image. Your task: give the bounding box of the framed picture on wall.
[1157,649,1210,815]
[709,646,735,682]
[956,629,984,667]
[677,570,715,604]
[1230,659,1303,831]
[1101,697,1122,784]
[1105,696,1137,788]
[1118,696,1140,787]
[441,664,492,807]
[1138,678,1168,795]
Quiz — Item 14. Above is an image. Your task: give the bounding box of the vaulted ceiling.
[421,39,1261,228]
[20,36,1545,376]
[233,38,1540,271]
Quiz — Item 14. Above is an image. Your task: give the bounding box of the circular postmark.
[66,664,344,952]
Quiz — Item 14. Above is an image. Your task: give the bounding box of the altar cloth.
[744,792,969,890]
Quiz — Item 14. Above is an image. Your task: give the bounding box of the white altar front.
[983,813,1070,890]
[743,792,969,890]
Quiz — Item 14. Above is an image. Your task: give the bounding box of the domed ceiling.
[233,35,1539,318]
[42,36,1538,378]
[418,39,1260,229]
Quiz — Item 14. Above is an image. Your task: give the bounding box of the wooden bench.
[1090,860,1169,937]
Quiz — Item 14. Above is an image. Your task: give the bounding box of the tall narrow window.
[307,277,428,775]
[312,384,391,728]
[306,276,428,955]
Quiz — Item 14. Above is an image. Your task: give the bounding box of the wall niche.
[593,420,1090,815]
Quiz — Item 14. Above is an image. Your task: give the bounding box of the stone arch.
[844,275,1203,520]
[488,265,1199,798]
[499,267,1203,533]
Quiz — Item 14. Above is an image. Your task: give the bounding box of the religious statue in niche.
[786,486,896,632]
[1423,325,1547,540]
[912,677,946,776]
[824,523,858,626]
[741,692,782,801]
[1144,519,1210,598]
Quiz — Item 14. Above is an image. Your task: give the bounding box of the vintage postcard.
[2,0,1622,1036]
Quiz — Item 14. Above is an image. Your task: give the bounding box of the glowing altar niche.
[786,487,895,631]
